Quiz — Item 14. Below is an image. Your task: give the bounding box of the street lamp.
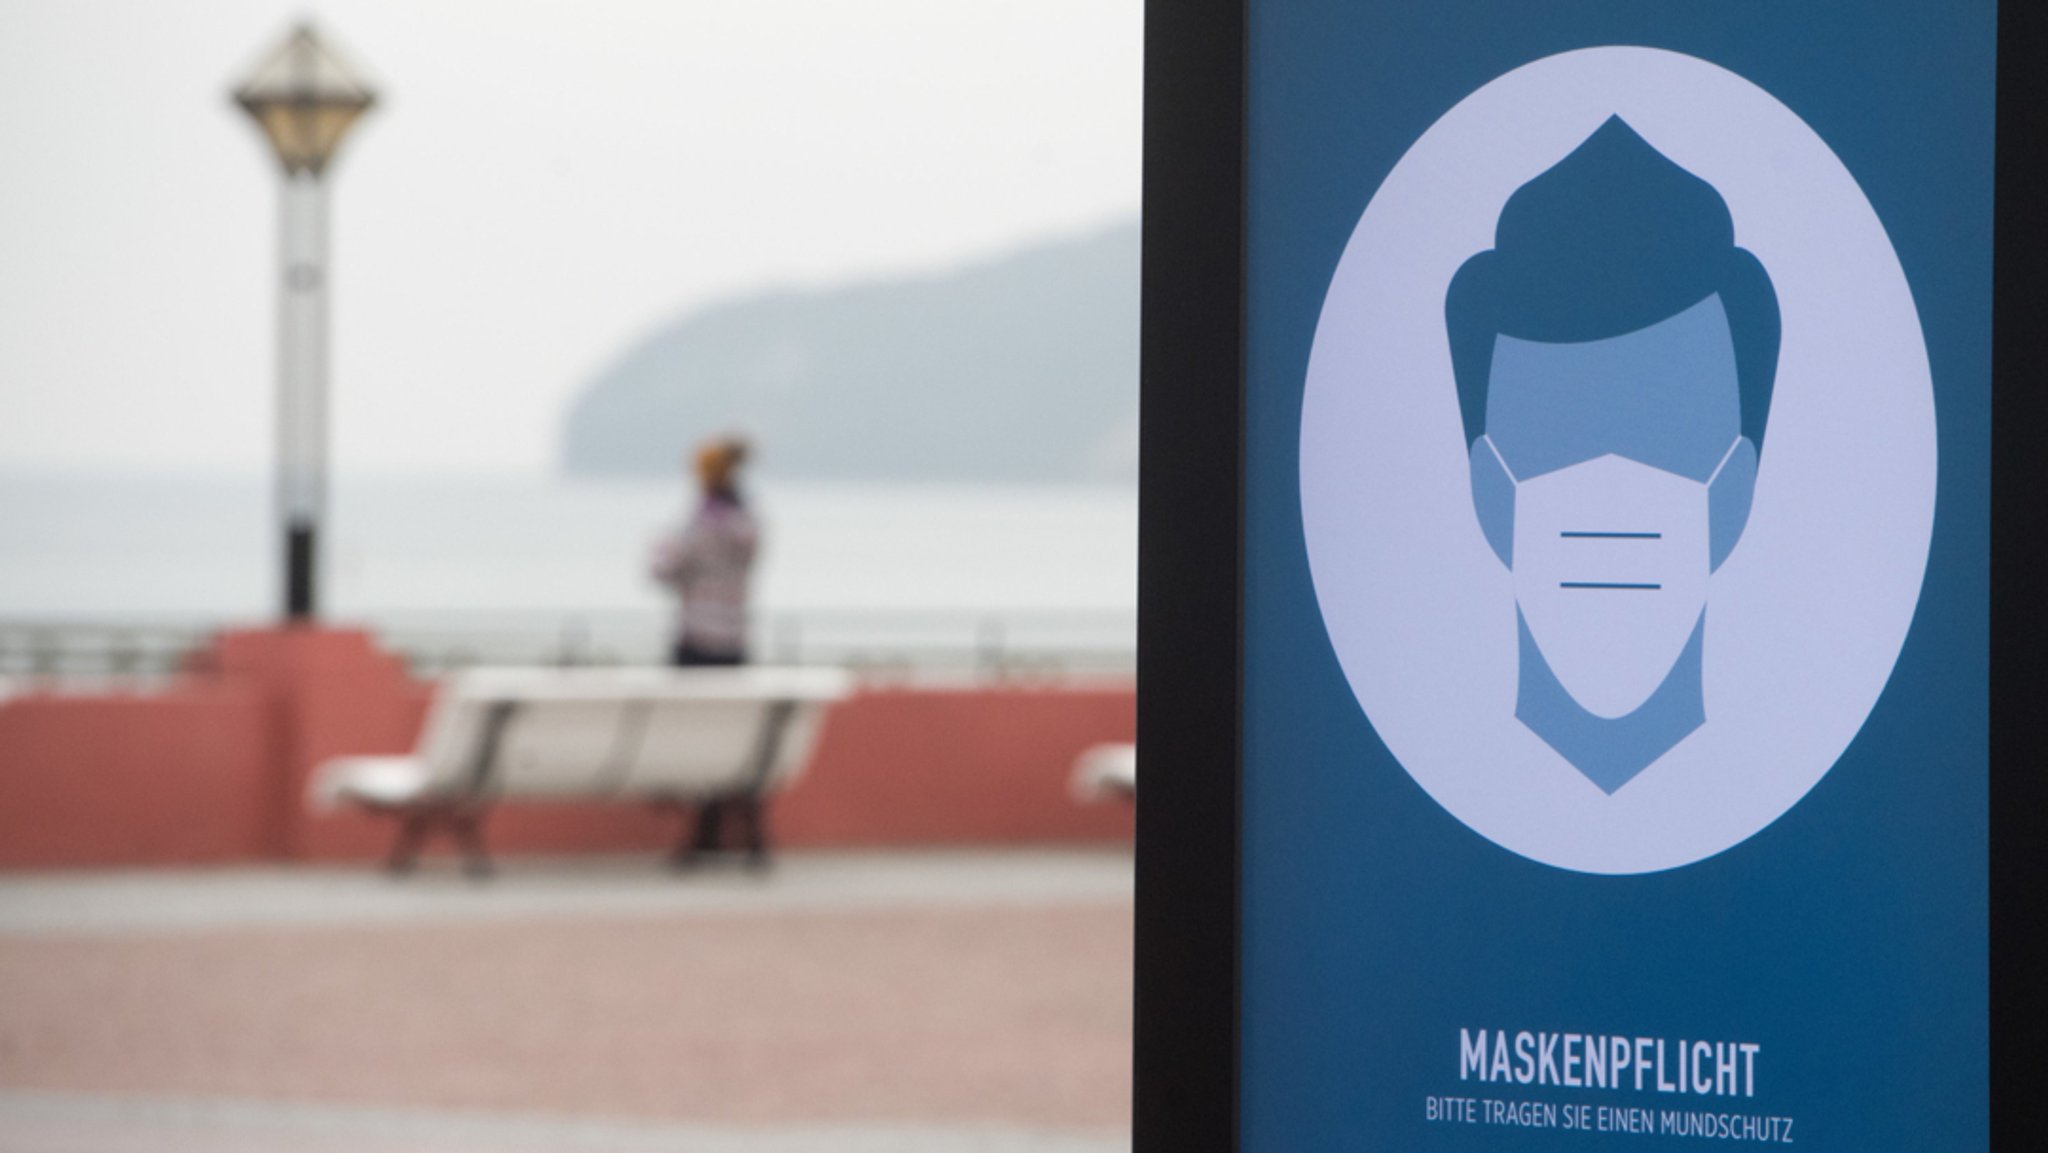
[232,24,376,621]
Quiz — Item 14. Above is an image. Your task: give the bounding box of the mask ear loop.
[1705,436,1744,485]
[1481,434,1520,484]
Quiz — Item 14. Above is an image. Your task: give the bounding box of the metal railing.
[0,620,215,686]
[0,609,1136,688]
[376,609,1135,681]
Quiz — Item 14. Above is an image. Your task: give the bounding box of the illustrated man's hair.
[1445,117,1781,449]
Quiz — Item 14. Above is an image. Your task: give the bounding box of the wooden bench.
[310,666,853,874]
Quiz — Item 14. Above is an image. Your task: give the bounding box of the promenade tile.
[0,1090,1125,1153]
[0,848,1134,937]
[0,851,1133,1152]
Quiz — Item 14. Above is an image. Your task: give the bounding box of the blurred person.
[651,436,765,863]
[652,436,760,667]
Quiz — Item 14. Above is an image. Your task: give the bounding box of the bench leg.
[386,809,434,875]
[738,796,771,869]
[385,805,493,878]
[452,809,494,879]
[698,800,728,854]
[666,797,772,870]
[669,799,726,867]
[665,801,701,867]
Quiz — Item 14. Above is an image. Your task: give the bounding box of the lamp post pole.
[233,24,375,622]
[277,167,329,618]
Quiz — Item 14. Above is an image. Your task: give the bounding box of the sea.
[0,471,1137,672]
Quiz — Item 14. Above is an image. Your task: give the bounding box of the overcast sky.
[0,1,1141,476]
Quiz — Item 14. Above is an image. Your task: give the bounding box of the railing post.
[776,615,803,665]
[977,616,1006,678]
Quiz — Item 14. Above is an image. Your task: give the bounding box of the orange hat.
[693,436,749,490]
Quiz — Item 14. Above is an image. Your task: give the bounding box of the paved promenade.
[0,850,1134,1152]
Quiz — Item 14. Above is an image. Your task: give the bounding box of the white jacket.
[652,496,760,656]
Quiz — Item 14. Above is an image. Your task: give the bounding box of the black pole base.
[285,519,317,621]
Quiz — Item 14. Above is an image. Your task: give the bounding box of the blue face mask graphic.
[1448,118,1780,792]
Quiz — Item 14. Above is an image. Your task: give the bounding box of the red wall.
[0,628,1133,870]
[0,687,273,868]
[777,686,1136,847]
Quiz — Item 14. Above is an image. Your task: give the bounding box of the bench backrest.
[412,667,854,800]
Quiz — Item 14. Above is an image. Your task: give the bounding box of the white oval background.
[1299,47,1936,874]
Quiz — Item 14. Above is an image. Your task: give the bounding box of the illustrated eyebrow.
[1559,531,1660,539]
[1560,581,1662,590]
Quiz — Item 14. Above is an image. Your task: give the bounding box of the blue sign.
[1241,6,1991,1149]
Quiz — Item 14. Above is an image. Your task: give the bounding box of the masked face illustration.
[1467,291,1762,784]
[1448,117,1779,789]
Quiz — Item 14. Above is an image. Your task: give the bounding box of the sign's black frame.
[1134,0,1244,1149]
[1132,5,2043,1151]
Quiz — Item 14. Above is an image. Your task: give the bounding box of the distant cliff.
[560,220,1139,483]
